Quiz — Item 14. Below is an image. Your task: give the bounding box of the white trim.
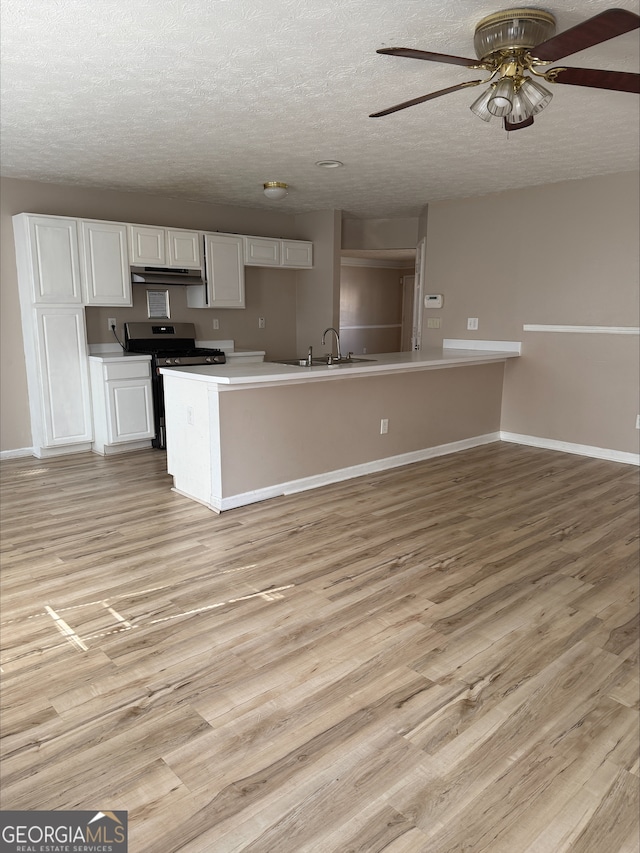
[500,431,639,466]
[340,257,414,269]
[0,447,34,460]
[211,432,501,511]
[523,325,640,335]
[340,324,402,330]
[444,339,522,354]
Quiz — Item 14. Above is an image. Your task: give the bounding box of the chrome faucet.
[321,327,342,363]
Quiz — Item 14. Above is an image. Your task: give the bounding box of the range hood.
[131,266,205,286]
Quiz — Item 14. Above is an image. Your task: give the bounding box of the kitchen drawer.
[103,359,151,382]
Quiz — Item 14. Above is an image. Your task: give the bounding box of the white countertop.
[88,352,151,362]
[159,346,520,386]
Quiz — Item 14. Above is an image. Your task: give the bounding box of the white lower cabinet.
[28,307,94,456]
[89,357,155,454]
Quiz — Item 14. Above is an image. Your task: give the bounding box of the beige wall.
[3,171,638,458]
[422,172,640,455]
[339,264,406,355]
[0,176,329,452]
[342,217,419,250]
[84,265,297,356]
[218,363,504,496]
[293,209,342,356]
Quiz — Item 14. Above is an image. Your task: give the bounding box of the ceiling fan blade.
[370,80,482,117]
[377,47,480,67]
[504,116,534,131]
[533,8,640,62]
[552,67,640,94]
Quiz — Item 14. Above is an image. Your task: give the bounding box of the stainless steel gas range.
[124,322,226,448]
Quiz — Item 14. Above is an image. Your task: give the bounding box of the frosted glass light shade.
[470,87,494,122]
[487,77,514,117]
[508,89,534,124]
[519,78,553,114]
[263,182,288,200]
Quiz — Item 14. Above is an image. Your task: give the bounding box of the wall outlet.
[427,318,441,329]
[258,317,266,329]
[467,317,479,331]
[636,414,640,430]
[213,318,220,330]
[380,418,389,435]
[107,317,117,331]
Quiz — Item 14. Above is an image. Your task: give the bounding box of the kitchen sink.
[272,357,376,367]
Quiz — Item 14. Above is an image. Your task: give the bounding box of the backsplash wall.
[85,266,298,358]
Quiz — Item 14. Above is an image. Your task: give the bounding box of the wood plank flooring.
[0,443,638,852]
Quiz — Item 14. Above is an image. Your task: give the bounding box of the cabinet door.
[81,220,132,306]
[107,380,154,442]
[167,229,201,268]
[35,307,93,446]
[244,236,280,266]
[27,216,82,303]
[129,225,166,265]
[204,233,245,309]
[281,240,313,268]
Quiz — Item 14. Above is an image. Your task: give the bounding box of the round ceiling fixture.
[263,181,288,200]
[473,8,556,61]
[315,160,344,169]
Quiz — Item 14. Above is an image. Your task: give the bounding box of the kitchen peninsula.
[160,345,520,511]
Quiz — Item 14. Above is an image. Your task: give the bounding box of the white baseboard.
[215,432,501,511]
[0,447,34,460]
[500,431,640,466]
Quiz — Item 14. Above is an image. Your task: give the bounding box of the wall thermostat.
[424,294,443,309]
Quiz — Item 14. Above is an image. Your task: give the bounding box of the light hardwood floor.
[0,443,638,852]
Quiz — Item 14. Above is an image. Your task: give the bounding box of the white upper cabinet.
[204,233,245,308]
[282,239,313,268]
[129,225,166,265]
[129,224,202,268]
[188,233,245,309]
[244,236,281,266]
[20,215,83,303]
[167,229,201,268]
[80,220,132,306]
[244,236,313,268]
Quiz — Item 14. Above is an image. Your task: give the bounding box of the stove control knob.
[164,358,173,365]
[173,358,181,365]
[205,356,214,363]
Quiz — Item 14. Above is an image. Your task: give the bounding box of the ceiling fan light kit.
[371,7,640,131]
[470,86,495,121]
[473,8,557,59]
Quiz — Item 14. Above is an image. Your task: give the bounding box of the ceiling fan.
[370,7,640,130]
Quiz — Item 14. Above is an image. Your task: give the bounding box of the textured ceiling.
[1,0,638,219]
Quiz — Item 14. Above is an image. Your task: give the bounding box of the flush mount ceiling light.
[315,160,344,168]
[263,181,288,200]
[371,7,640,131]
